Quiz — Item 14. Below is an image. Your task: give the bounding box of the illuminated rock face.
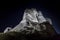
[9,8,47,32]
[4,8,56,35]
[46,18,52,25]
[4,27,12,33]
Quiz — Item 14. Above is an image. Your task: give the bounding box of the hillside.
[0,22,58,40]
[0,31,60,40]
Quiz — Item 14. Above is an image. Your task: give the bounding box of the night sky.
[0,1,60,34]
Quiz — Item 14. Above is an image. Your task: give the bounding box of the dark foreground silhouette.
[0,31,60,40]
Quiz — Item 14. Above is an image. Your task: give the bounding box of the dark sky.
[0,1,60,34]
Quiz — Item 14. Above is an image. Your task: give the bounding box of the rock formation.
[4,8,57,37]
